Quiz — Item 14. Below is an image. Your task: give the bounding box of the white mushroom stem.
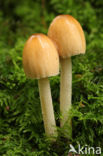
[38,78,57,136]
[60,57,72,127]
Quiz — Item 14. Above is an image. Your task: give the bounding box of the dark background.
[0,0,103,155]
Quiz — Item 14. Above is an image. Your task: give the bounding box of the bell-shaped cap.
[23,33,59,79]
[48,15,86,58]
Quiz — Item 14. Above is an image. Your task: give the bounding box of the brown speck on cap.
[23,33,59,79]
[48,15,86,58]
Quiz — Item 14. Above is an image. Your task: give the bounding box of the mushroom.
[23,33,59,136]
[48,15,86,127]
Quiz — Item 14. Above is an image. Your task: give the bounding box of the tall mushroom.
[23,33,59,136]
[48,15,86,127]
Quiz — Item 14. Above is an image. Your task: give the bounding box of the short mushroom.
[23,33,59,136]
[48,15,86,127]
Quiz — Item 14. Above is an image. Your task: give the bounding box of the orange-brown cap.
[23,33,59,79]
[48,15,86,58]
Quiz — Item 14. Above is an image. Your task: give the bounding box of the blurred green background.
[0,0,103,155]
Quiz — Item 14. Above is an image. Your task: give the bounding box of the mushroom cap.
[23,33,59,79]
[48,15,86,58]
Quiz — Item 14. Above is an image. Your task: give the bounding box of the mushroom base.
[38,78,57,137]
[60,57,72,129]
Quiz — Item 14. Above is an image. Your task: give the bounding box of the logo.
[68,144,101,155]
